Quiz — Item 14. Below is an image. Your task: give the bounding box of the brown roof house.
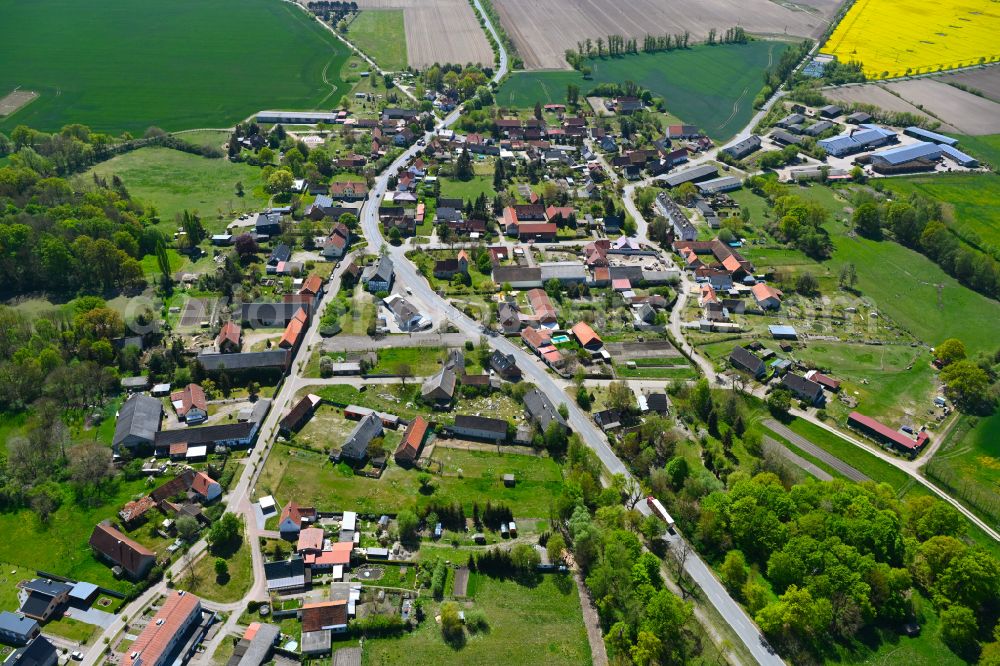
[216,321,241,354]
[89,521,156,579]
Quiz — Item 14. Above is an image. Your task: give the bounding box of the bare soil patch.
[822,84,957,131]
[931,66,1000,104]
[605,340,682,361]
[355,0,492,68]
[493,0,838,69]
[0,89,38,116]
[885,79,1000,135]
[453,566,469,597]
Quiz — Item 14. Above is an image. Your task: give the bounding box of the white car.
[71,652,84,661]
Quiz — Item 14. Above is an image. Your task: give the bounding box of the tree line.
[565,27,748,70]
[850,187,1000,300]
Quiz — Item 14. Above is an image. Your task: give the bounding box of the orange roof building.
[571,322,602,350]
[300,275,323,297]
[297,527,325,553]
[216,321,241,352]
[279,308,308,349]
[394,416,427,465]
[125,591,202,666]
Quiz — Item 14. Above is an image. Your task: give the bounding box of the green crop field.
[495,41,787,141]
[347,10,408,71]
[882,173,1000,253]
[926,412,1000,528]
[0,0,350,134]
[956,133,1000,169]
[84,147,269,230]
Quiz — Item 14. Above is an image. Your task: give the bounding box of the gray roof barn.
[113,394,163,451]
[421,366,457,403]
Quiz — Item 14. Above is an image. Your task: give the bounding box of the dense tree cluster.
[747,176,834,259]
[0,158,157,295]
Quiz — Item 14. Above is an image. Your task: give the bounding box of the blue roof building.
[0,611,40,646]
[903,127,958,146]
[819,125,896,157]
[870,142,943,166]
[768,325,798,339]
[940,145,979,167]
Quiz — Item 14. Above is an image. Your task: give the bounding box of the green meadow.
[347,10,408,71]
[883,173,1000,253]
[496,41,787,141]
[0,0,350,133]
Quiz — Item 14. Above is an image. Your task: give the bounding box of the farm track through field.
[764,436,835,481]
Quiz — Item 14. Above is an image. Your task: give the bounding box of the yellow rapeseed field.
[821,0,1000,79]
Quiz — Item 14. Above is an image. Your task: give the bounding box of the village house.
[362,256,394,293]
[489,350,521,380]
[729,346,766,379]
[780,373,825,406]
[751,283,783,310]
[216,321,241,353]
[337,412,384,463]
[170,383,208,424]
[433,250,469,279]
[421,366,457,406]
[329,181,368,201]
[0,612,39,646]
[89,521,156,579]
[278,502,318,539]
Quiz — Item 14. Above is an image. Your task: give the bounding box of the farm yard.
[492,0,836,70]
[346,9,408,71]
[820,0,1000,78]
[0,0,350,133]
[354,0,493,69]
[496,42,786,141]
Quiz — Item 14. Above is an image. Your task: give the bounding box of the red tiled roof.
[243,622,261,641]
[518,223,557,236]
[125,591,200,666]
[301,601,348,632]
[120,496,156,522]
[521,327,552,351]
[89,522,155,577]
[297,527,325,553]
[752,283,782,301]
[571,322,602,348]
[612,279,631,290]
[169,442,188,456]
[395,416,427,462]
[722,255,742,273]
[545,206,574,221]
[216,321,241,348]
[170,384,206,417]
[190,471,217,497]
[279,501,316,529]
[279,308,308,349]
[848,411,926,450]
[300,275,323,296]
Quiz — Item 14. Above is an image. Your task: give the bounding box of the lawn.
[439,175,495,202]
[882,173,1000,254]
[495,41,788,141]
[347,10,407,71]
[823,211,1000,354]
[84,147,269,231]
[175,538,253,603]
[173,130,231,152]
[0,0,350,133]
[371,347,448,376]
[293,404,363,453]
[791,342,937,424]
[0,476,154,592]
[312,384,426,420]
[257,444,564,517]
[0,565,35,612]
[43,615,97,644]
[925,411,1000,528]
[361,572,590,665]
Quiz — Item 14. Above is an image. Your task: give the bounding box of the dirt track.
[356,0,493,68]
[493,0,839,69]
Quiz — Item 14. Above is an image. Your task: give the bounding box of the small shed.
[508,521,517,537]
[473,533,486,544]
[503,474,516,487]
[259,495,277,514]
